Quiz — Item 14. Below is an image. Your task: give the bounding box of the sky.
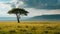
[0,0,60,17]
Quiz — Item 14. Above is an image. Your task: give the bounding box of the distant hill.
[27,14,60,21]
[0,14,60,21]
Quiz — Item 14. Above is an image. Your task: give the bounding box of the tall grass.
[0,21,59,34]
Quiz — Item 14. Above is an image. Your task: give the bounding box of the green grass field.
[0,21,60,34]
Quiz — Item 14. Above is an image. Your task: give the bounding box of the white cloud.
[0,0,60,17]
[24,8,60,17]
[24,8,41,17]
[16,1,24,8]
[0,0,25,17]
[7,0,24,8]
[0,3,12,17]
[42,10,60,15]
[0,3,60,17]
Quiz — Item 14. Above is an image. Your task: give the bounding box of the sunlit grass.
[0,21,60,34]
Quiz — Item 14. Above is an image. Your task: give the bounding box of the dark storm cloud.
[23,0,60,9]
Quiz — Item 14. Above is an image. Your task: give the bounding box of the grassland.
[0,21,60,34]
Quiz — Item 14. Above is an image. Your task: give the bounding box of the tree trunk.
[16,14,20,23]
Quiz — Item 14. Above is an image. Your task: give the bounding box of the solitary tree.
[8,8,29,23]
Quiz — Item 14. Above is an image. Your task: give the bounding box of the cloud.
[23,0,60,9]
[24,8,60,17]
[41,10,60,15]
[0,0,11,3]
[0,3,12,17]
[4,0,25,8]
[0,0,60,17]
[0,0,26,17]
